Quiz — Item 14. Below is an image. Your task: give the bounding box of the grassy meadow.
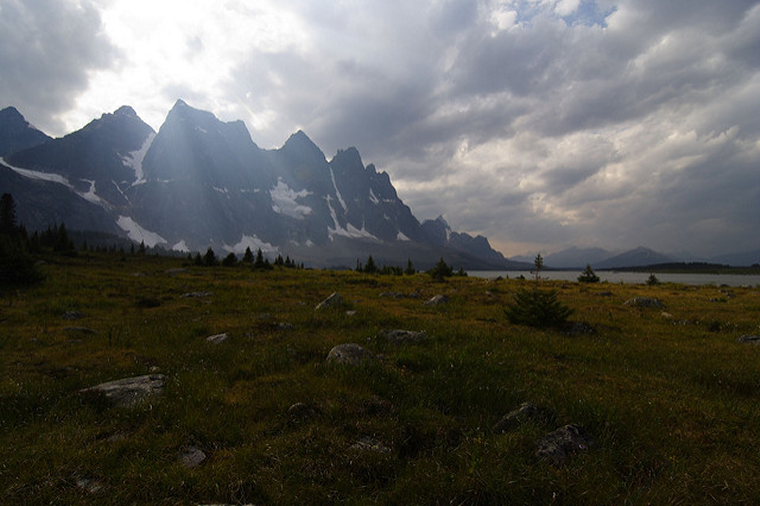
[2,252,760,504]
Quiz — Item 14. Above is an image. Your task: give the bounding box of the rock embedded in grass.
[623,297,665,308]
[287,402,320,422]
[493,402,551,433]
[536,424,594,466]
[181,291,213,298]
[206,332,229,344]
[62,311,85,320]
[179,446,207,468]
[737,335,760,344]
[79,374,166,408]
[326,343,375,365]
[376,329,429,344]
[349,436,392,454]
[424,294,449,306]
[315,292,345,310]
[64,326,97,335]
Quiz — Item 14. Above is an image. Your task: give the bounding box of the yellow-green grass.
[1,253,759,504]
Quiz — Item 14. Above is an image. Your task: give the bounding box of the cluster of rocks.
[493,402,594,466]
[623,297,665,308]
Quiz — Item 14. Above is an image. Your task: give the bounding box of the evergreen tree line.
[355,255,468,280]
[193,246,303,270]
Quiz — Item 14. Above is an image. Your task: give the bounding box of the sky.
[1,0,759,258]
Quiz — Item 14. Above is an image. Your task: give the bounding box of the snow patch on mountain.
[172,240,189,253]
[326,198,379,241]
[79,179,107,207]
[330,167,347,211]
[397,231,411,241]
[116,215,167,247]
[369,189,380,204]
[1,157,72,187]
[270,179,312,219]
[122,132,155,184]
[224,234,279,255]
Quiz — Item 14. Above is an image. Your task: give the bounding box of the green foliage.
[405,258,416,275]
[578,264,600,283]
[504,287,573,328]
[0,233,42,286]
[428,257,453,281]
[646,273,660,286]
[222,252,238,267]
[253,248,273,270]
[242,247,254,264]
[203,247,219,266]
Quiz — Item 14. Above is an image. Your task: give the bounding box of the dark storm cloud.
[0,0,119,135]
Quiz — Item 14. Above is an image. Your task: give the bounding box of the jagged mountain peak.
[114,105,138,117]
[0,106,51,157]
[0,106,25,122]
[280,129,326,165]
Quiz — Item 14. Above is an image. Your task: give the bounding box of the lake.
[467,270,760,287]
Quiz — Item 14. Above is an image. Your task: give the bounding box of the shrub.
[646,273,660,286]
[428,258,453,281]
[577,264,600,283]
[504,288,573,328]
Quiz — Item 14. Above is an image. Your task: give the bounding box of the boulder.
[737,335,760,344]
[536,424,594,466]
[376,329,429,344]
[493,402,550,433]
[424,294,449,306]
[182,291,213,298]
[315,292,345,310]
[349,436,391,454]
[326,343,375,365]
[62,311,85,320]
[623,297,665,308]
[206,333,229,344]
[79,374,166,408]
[179,446,207,468]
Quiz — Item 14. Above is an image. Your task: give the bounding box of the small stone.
[737,335,760,344]
[349,436,391,454]
[149,366,161,373]
[62,311,85,320]
[536,424,594,466]
[206,333,229,344]
[345,310,357,316]
[315,292,345,310]
[64,326,97,335]
[326,343,375,365]
[376,329,429,344]
[379,291,405,298]
[75,476,105,494]
[623,297,665,308]
[661,312,673,319]
[494,402,550,433]
[276,322,295,330]
[79,374,166,408]
[179,446,207,468]
[424,294,449,306]
[287,402,319,421]
[182,291,213,298]
[561,321,596,336]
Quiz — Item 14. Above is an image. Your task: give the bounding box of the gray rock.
[182,291,213,298]
[424,294,449,306]
[74,476,105,494]
[536,424,594,466]
[326,343,375,365]
[79,374,166,408]
[179,446,207,468]
[315,292,345,310]
[623,297,665,308]
[349,436,391,454]
[345,310,357,316]
[494,402,550,433]
[206,333,229,344]
[377,329,429,344]
[62,311,85,320]
[562,321,597,336]
[287,402,320,421]
[737,335,760,344]
[64,326,97,335]
[276,322,295,330]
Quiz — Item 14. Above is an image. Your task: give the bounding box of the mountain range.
[514,246,760,269]
[0,101,528,270]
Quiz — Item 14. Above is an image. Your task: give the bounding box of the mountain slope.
[0,107,52,157]
[595,247,676,269]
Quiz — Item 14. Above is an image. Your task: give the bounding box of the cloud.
[0,0,119,134]
[6,0,760,257]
